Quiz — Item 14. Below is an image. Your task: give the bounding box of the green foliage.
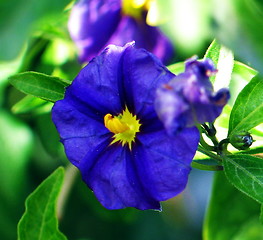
[18,167,67,240]
[11,95,52,115]
[203,172,263,240]
[155,0,212,57]
[0,111,33,200]
[203,39,234,87]
[203,39,220,65]
[229,61,257,105]
[228,74,263,138]
[0,110,33,240]
[222,154,263,204]
[213,0,263,73]
[0,0,262,238]
[9,71,70,102]
[0,0,70,61]
[261,205,263,225]
[167,62,185,75]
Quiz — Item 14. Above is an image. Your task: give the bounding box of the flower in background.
[68,0,175,64]
[52,43,199,210]
[155,57,230,135]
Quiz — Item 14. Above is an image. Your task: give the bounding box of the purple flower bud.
[155,57,230,135]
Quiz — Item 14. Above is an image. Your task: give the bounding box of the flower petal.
[64,44,137,118]
[68,0,121,62]
[107,16,175,64]
[80,144,161,210]
[135,127,199,201]
[155,86,189,134]
[155,57,230,134]
[119,44,175,120]
[52,99,111,166]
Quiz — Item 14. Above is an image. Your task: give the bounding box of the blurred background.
[0,0,263,239]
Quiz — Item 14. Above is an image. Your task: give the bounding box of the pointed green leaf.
[203,172,261,240]
[228,74,263,137]
[223,154,263,204]
[18,167,67,240]
[204,39,221,67]
[204,39,234,88]
[9,71,70,102]
[232,61,257,82]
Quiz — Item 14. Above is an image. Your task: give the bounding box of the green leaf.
[9,71,70,102]
[204,39,234,88]
[18,167,67,240]
[203,172,262,240]
[232,61,258,82]
[167,62,185,75]
[223,154,263,204]
[204,39,221,67]
[228,74,263,137]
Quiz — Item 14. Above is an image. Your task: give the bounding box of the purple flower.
[155,57,230,135]
[52,43,199,210]
[68,0,174,64]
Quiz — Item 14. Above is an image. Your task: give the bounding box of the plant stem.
[197,145,223,163]
[56,164,78,220]
[191,161,223,171]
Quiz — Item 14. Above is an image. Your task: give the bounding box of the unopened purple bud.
[155,57,230,135]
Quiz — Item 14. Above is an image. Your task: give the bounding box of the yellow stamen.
[104,107,141,150]
[104,114,129,134]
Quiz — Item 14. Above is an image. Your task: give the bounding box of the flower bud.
[229,131,254,150]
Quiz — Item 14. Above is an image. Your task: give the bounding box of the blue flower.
[52,43,199,210]
[68,0,175,64]
[155,57,230,135]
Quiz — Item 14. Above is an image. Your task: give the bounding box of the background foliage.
[0,0,263,239]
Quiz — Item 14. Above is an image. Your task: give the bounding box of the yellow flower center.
[121,0,153,19]
[104,107,141,150]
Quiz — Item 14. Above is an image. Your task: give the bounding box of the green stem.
[218,138,230,154]
[201,123,219,146]
[197,124,215,151]
[197,145,223,163]
[199,132,216,151]
[191,161,223,171]
[56,164,78,220]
